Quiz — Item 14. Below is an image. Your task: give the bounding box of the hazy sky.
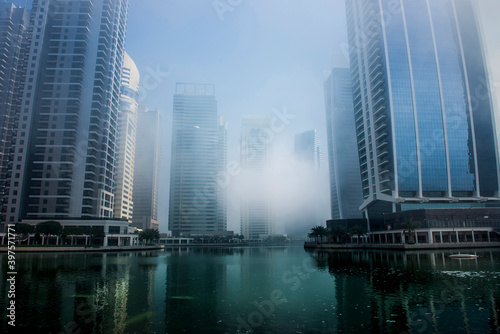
[125,0,347,232]
[125,0,500,233]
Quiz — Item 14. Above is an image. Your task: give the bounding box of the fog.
[225,125,331,237]
[123,0,346,233]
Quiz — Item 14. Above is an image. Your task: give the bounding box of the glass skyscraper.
[346,0,500,224]
[168,83,227,237]
[133,107,161,231]
[324,68,364,219]
[240,115,274,240]
[294,130,321,171]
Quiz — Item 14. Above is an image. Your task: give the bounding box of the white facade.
[114,52,139,222]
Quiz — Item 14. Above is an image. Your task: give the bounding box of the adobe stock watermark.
[227,256,317,333]
[213,0,243,21]
[138,64,169,103]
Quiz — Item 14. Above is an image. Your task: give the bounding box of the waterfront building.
[372,208,500,245]
[346,0,500,230]
[0,3,29,225]
[3,0,129,226]
[132,107,161,231]
[114,52,139,223]
[14,218,137,246]
[324,68,364,219]
[294,130,321,171]
[240,115,274,240]
[168,83,226,236]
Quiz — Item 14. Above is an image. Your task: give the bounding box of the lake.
[1,246,500,333]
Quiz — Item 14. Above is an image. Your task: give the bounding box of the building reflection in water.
[307,249,500,333]
[1,251,162,334]
[164,247,242,333]
[2,247,499,333]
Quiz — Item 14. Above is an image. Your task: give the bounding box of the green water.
[1,246,500,333]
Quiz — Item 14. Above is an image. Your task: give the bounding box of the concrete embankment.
[304,241,500,251]
[0,245,164,253]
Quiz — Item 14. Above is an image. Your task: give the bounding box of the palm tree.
[15,223,34,244]
[329,226,347,244]
[349,225,367,244]
[400,218,420,244]
[35,221,63,245]
[62,226,84,245]
[308,226,328,243]
[139,229,160,244]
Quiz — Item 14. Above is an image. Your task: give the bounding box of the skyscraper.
[288,129,328,238]
[294,130,321,171]
[324,68,364,219]
[3,0,129,224]
[217,115,228,234]
[132,107,161,231]
[240,115,274,240]
[346,0,500,228]
[168,83,226,236]
[114,52,139,223]
[0,3,29,224]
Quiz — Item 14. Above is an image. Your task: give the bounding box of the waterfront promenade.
[304,241,500,250]
[0,245,164,253]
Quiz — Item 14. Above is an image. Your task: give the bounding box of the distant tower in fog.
[240,115,274,240]
[133,107,161,230]
[168,83,226,236]
[114,52,139,223]
[294,130,322,170]
[324,68,363,219]
[217,115,228,234]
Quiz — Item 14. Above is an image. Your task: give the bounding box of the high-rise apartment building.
[240,115,274,240]
[3,0,128,225]
[324,68,363,219]
[0,3,29,224]
[114,52,139,222]
[294,130,321,171]
[168,83,226,236]
[346,0,500,228]
[132,107,160,231]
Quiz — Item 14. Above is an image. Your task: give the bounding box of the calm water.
[1,246,500,333]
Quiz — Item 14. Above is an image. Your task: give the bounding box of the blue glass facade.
[324,69,364,219]
[346,0,499,218]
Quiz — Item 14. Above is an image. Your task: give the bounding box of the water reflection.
[306,249,500,333]
[1,247,499,333]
